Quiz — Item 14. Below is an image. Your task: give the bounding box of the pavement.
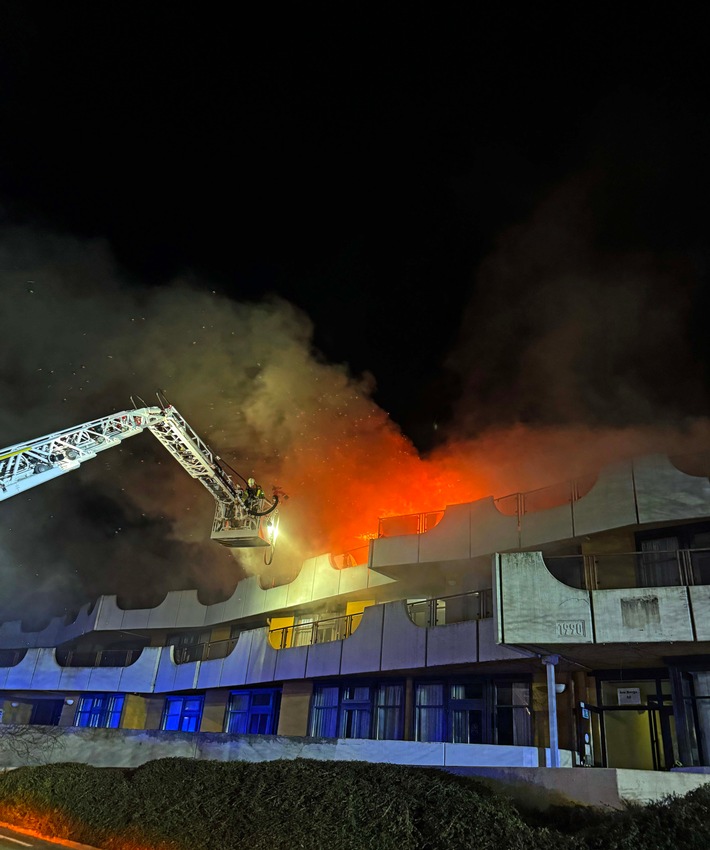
[0,822,103,850]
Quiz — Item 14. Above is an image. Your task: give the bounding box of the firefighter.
[245,477,264,511]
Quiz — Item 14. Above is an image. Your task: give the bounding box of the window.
[225,689,280,735]
[639,537,681,587]
[74,694,124,728]
[690,532,710,585]
[375,683,403,740]
[415,683,445,742]
[414,679,531,745]
[167,632,210,664]
[495,682,532,745]
[309,686,339,737]
[450,683,485,744]
[636,522,710,587]
[161,695,204,732]
[309,682,404,740]
[415,682,486,743]
[340,686,371,738]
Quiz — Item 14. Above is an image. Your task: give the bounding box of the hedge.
[0,758,709,850]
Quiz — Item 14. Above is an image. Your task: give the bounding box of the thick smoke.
[2,226,476,625]
[445,174,708,433]
[1,188,709,628]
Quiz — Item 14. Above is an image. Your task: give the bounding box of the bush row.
[0,758,709,850]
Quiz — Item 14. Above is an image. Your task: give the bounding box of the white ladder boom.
[0,405,277,549]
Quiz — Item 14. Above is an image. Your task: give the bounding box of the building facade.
[2,452,710,771]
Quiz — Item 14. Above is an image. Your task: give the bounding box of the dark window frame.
[161,694,204,732]
[224,688,281,735]
[414,677,532,745]
[74,693,125,729]
[309,680,405,740]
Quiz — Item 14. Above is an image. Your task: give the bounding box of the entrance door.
[648,697,678,770]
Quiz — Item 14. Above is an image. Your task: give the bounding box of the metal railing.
[378,510,444,538]
[330,544,370,569]
[376,476,598,538]
[170,636,239,664]
[268,612,359,650]
[544,547,710,591]
[55,647,143,667]
[494,473,598,519]
[374,450,710,541]
[407,589,493,627]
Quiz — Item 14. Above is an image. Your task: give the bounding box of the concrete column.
[404,677,414,740]
[543,655,560,767]
[200,689,230,733]
[277,681,313,736]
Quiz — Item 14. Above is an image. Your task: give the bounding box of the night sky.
[1,8,709,623]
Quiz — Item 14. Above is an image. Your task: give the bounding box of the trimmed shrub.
[0,758,570,850]
[3,758,710,849]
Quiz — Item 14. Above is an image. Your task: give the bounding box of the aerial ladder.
[0,397,280,559]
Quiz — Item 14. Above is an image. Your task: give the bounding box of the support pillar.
[543,654,560,767]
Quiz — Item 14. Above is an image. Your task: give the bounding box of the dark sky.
[1,7,706,446]
[2,7,710,623]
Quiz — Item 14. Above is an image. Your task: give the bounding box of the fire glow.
[256,372,710,563]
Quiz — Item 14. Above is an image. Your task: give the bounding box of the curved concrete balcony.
[406,590,492,627]
[371,453,710,573]
[0,648,27,667]
[495,551,703,646]
[0,596,529,695]
[0,598,101,650]
[0,552,395,650]
[0,646,162,693]
[55,647,144,667]
[267,612,363,650]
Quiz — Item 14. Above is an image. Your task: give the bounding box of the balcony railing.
[378,511,444,538]
[268,612,359,650]
[407,589,493,627]
[376,476,599,538]
[544,547,710,591]
[330,544,370,569]
[171,637,239,664]
[494,473,598,520]
[55,647,143,667]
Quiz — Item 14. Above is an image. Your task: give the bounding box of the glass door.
[648,696,678,770]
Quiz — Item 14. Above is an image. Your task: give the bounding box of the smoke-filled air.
[2,174,709,625]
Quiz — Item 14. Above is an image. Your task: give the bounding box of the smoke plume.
[1,182,709,627]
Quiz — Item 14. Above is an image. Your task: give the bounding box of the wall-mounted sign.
[617,687,642,705]
[555,620,586,638]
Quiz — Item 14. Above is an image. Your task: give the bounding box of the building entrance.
[588,674,678,770]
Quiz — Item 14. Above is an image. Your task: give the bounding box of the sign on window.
[617,687,642,705]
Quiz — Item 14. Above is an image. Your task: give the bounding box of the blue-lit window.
[224,689,280,734]
[309,685,340,737]
[161,695,204,732]
[416,682,486,743]
[375,683,404,740]
[74,694,124,728]
[308,683,403,740]
[339,685,371,738]
[414,680,531,745]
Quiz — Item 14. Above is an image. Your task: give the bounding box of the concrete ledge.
[1,727,705,810]
[448,765,710,809]
[0,725,573,773]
